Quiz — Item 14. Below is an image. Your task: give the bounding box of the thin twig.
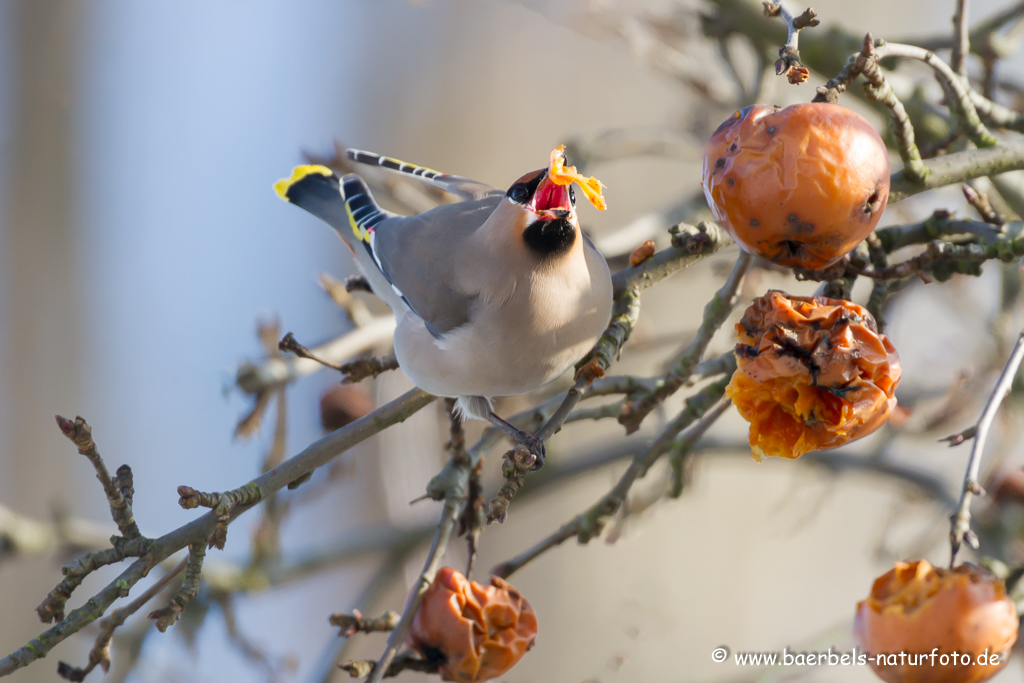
[874,211,1006,251]
[717,37,753,100]
[590,191,710,257]
[306,552,412,683]
[669,399,732,498]
[54,416,140,541]
[948,330,1024,566]
[813,34,924,183]
[613,222,733,296]
[36,540,152,624]
[474,226,733,521]
[214,593,290,678]
[685,351,737,381]
[278,332,348,373]
[319,272,374,328]
[177,483,263,550]
[364,483,466,683]
[56,558,187,682]
[328,609,400,638]
[815,34,929,179]
[0,504,111,560]
[952,0,970,77]
[962,183,1006,225]
[340,651,438,679]
[850,225,1024,282]
[763,1,819,84]
[251,321,288,563]
[340,355,400,384]
[0,388,436,676]
[235,317,396,395]
[859,35,928,182]
[36,420,150,625]
[619,252,750,433]
[487,445,537,524]
[914,1,1024,55]
[493,378,731,579]
[528,222,732,449]
[966,87,1024,131]
[877,42,997,149]
[278,332,400,385]
[148,543,206,631]
[363,397,480,683]
[890,141,1024,201]
[941,425,976,447]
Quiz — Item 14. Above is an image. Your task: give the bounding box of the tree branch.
[148,542,206,632]
[611,222,734,296]
[340,651,438,679]
[914,1,1024,58]
[235,317,396,395]
[877,42,997,149]
[951,0,971,77]
[619,251,750,433]
[518,222,732,450]
[948,330,1024,565]
[363,434,470,683]
[329,609,400,638]
[56,558,187,682]
[874,211,1006,251]
[857,220,1024,281]
[482,223,733,518]
[762,1,819,84]
[890,141,1024,201]
[0,504,111,560]
[493,377,731,579]
[815,34,928,183]
[0,388,436,676]
[54,416,140,541]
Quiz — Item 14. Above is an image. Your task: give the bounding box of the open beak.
[528,172,573,220]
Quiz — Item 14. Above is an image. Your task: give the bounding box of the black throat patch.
[523,217,576,258]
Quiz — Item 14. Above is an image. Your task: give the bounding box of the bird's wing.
[370,193,505,338]
[346,149,503,201]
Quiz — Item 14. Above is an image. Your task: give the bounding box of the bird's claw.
[486,411,545,470]
[515,433,546,470]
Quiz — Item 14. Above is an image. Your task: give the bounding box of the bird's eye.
[507,185,529,204]
[568,185,576,205]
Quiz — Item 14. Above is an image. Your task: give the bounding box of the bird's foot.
[514,433,546,468]
[487,412,545,469]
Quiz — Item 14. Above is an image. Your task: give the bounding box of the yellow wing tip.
[547,144,607,211]
[274,164,333,201]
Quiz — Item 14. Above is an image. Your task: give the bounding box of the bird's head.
[486,147,606,259]
[510,165,579,257]
[496,148,586,258]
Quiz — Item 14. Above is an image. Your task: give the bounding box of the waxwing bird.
[275,148,613,464]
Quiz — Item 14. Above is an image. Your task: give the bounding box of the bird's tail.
[346,148,499,200]
[275,165,399,306]
[274,165,388,248]
[346,149,447,183]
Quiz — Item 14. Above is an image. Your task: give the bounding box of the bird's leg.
[487,413,545,469]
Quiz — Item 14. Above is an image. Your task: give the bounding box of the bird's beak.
[528,172,573,220]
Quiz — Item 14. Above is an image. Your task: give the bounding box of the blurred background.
[3,1,1024,682]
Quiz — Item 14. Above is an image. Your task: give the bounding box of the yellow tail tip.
[274,164,333,201]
